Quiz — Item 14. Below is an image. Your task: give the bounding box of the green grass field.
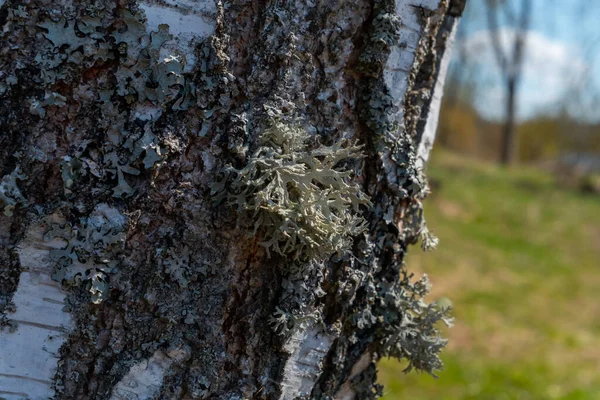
[378,150,600,400]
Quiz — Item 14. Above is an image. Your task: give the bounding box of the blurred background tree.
[485,0,532,165]
[438,0,600,172]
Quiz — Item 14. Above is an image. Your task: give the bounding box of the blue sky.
[452,0,600,121]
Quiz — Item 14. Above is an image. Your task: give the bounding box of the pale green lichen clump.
[213,120,371,261]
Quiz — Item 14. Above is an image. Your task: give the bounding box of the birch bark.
[0,0,465,398]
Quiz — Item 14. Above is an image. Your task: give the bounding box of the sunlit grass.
[378,150,600,399]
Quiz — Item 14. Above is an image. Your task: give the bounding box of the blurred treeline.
[437,96,600,163]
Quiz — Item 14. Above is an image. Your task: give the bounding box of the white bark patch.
[279,324,334,400]
[0,217,73,400]
[333,352,372,400]
[139,0,218,72]
[378,0,442,186]
[416,21,458,168]
[110,347,190,400]
[383,0,442,128]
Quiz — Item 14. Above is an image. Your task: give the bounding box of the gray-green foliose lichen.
[337,242,452,377]
[212,119,371,262]
[377,272,452,374]
[157,245,212,289]
[31,8,206,199]
[0,166,27,217]
[29,91,67,117]
[357,5,402,79]
[0,1,234,207]
[44,204,126,304]
[268,254,328,338]
[35,11,191,104]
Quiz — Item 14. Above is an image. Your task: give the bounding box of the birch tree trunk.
[0,0,464,399]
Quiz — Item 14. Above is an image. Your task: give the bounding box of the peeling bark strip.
[0,218,74,400]
[0,0,463,399]
[110,347,190,400]
[278,325,334,399]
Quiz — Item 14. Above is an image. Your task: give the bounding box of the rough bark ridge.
[0,0,464,399]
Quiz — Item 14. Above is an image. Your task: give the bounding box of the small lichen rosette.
[213,121,371,261]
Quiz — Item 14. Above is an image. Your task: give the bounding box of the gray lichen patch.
[129,127,166,170]
[105,124,168,198]
[213,120,371,261]
[34,6,198,109]
[357,5,402,79]
[379,273,453,375]
[156,244,210,289]
[60,155,84,195]
[44,204,126,304]
[0,166,27,217]
[114,21,192,108]
[35,14,114,85]
[29,91,67,117]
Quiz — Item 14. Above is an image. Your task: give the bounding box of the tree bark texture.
[0,0,464,399]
